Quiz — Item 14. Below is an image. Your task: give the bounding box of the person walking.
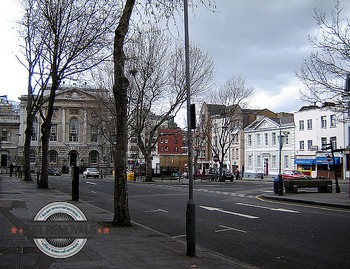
[235,169,240,180]
[9,162,14,177]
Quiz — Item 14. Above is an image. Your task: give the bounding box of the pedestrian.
[9,162,14,177]
[235,169,240,180]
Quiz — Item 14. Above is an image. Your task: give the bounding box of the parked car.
[83,168,100,179]
[208,168,234,182]
[282,170,309,180]
[48,168,62,176]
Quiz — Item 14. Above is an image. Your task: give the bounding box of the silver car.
[83,168,100,179]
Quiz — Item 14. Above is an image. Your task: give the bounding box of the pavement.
[0,174,349,269]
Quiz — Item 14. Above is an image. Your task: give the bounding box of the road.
[49,175,350,269]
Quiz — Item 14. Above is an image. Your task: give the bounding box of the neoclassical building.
[18,87,113,174]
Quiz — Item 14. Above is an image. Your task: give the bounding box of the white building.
[294,104,349,179]
[244,114,295,178]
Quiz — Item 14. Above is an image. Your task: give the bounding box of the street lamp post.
[278,129,290,196]
[184,0,195,257]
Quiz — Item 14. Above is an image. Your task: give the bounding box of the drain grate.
[0,247,23,254]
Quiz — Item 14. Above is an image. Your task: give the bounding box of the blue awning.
[314,156,341,165]
[294,159,314,165]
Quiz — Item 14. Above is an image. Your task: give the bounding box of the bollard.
[71,165,79,201]
[277,174,283,196]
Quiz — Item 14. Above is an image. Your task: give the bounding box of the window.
[321,137,328,150]
[257,155,262,168]
[264,133,268,146]
[307,119,312,130]
[299,141,305,150]
[90,151,99,164]
[257,134,261,146]
[299,120,304,130]
[272,132,276,145]
[321,116,327,128]
[50,124,58,142]
[236,148,239,159]
[285,134,289,145]
[1,130,8,142]
[49,151,58,163]
[330,136,337,150]
[284,155,289,169]
[91,126,98,142]
[248,135,252,146]
[164,139,169,144]
[248,155,252,167]
[307,140,313,151]
[174,146,178,152]
[69,118,79,142]
[330,115,336,128]
[31,117,39,141]
[272,155,277,168]
[29,151,36,163]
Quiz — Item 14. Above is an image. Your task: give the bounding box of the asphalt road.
[49,176,350,269]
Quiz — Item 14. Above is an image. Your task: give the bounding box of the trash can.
[273,177,279,194]
[127,171,135,181]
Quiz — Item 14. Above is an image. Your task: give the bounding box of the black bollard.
[72,165,79,201]
[277,174,283,196]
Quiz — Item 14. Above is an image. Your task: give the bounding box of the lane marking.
[235,202,301,213]
[215,225,247,234]
[172,234,186,238]
[86,181,97,185]
[90,190,97,194]
[200,205,259,219]
[144,209,168,213]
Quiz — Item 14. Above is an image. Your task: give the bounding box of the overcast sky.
[1,0,349,114]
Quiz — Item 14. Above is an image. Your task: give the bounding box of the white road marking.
[86,181,97,185]
[235,202,301,213]
[200,206,259,219]
[144,209,169,213]
[215,225,247,233]
[172,234,186,238]
[90,190,97,193]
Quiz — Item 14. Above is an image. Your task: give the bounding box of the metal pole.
[184,0,195,257]
[278,127,283,195]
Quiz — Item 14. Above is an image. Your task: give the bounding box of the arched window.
[49,150,58,164]
[31,117,39,141]
[69,118,79,142]
[89,150,99,164]
[29,150,36,163]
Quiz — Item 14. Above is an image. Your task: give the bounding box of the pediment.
[55,88,99,101]
[247,117,279,131]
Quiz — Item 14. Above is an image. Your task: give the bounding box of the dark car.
[209,168,234,182]
[48,168,62,176]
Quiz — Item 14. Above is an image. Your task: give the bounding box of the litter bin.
[273,177,279,194]
[127,171,135,181]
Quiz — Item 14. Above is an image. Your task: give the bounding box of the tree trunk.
[23,118,33,181]
[144,153,153,182]
[112,0,135,227]
[37,121,51,189]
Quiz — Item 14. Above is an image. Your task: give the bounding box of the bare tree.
[124,26,214,182]
[18,0,120,188]
[297,1,350,110]
[112,0,215,226]
[17,0,48,181]
[201,75,253,181]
